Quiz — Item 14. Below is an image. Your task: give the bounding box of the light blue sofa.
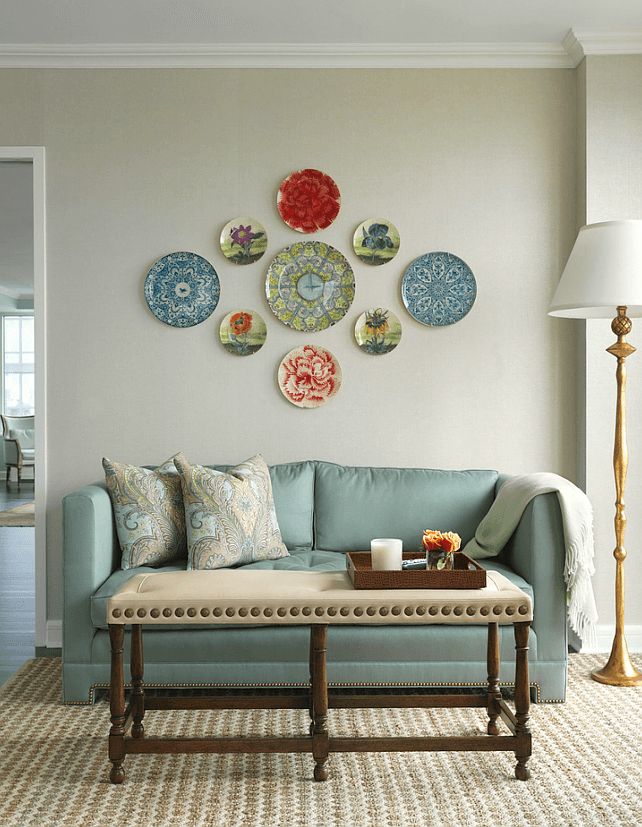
[62,461,567,704]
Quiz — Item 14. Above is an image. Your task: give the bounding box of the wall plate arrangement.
[277,168,341,233]
[401,251,477,326]
[266,241,355,332]
[219,217,267,265]
[278,344,342,408]
[219,309,267,356]
[353,219,400,266]
[354,308,402,355]
[144,251,220,328]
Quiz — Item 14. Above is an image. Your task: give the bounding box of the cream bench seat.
[107,570,533,784]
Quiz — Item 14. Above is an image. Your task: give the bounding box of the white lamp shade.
[549,220,642,318]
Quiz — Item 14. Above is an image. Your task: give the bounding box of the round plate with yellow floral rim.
[266,241,355,332]
[219,309,267,356]
[354,308,402,355]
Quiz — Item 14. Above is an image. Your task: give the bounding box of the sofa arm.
[63,484,119,663]
[501,492,567,662]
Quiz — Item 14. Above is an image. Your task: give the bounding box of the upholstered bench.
[107,570,533,783]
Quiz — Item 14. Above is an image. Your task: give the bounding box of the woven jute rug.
[0,502,34,527]
[0,655,640,827]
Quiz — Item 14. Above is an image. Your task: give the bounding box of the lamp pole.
[592,306,642,686]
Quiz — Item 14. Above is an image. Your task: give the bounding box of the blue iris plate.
[401,251,476,327]
[144,251,220,328]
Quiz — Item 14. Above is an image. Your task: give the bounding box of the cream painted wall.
[0,69,577,623]
[583,56,642,628]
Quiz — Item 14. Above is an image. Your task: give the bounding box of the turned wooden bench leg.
[308,626,316,736]
[514,621,532,781]
[311,624,329,782]
[486,622,501,736]
[108,624,126,784]
[131,624,145,738]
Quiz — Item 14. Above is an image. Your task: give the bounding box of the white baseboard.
[581,624,642,654]
[45,619,62,649]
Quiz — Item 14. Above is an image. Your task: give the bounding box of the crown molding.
[0,41,574,69]
[564,28,642,66]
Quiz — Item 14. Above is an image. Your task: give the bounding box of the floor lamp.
[550,219,642,686]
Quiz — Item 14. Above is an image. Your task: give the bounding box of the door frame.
[0,147,47,647]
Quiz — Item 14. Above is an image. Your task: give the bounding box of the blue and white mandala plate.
[401,252,476,327]
[144,251,220,328]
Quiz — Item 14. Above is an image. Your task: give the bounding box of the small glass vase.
[426,549,455,571]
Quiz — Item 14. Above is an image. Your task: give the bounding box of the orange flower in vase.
[422,529,462,570]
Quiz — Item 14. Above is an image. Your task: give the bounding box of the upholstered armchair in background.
[1,414,35,488]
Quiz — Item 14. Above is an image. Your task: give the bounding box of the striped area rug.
[0,654,640,826]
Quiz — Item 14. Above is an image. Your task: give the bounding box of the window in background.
[3,315,34,416]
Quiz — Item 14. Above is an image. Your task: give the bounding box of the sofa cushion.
[314,462,498,552]
[90,548,532,629]
[175,454,289,569]
[211,461,315,551]
[103,455,186,569]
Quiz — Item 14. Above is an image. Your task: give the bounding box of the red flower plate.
[277,344,342,408]
[277,168,341,233]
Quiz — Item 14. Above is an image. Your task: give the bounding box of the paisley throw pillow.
[103,455,186,570]
[174,453,289,570]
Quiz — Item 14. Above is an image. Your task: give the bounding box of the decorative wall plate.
[219,309,267,356]
[278,345,342,408]
[354,308,402,355]
[266,241,355,332]
[353,219,400,266]
[219,217,267,265]
[144,251,220,328]
[277,168,341,233]
[401,252,476,326]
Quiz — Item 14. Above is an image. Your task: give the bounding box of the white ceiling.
[0,163,34,298]
[0,0,641,45]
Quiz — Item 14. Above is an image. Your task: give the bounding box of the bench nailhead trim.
[404,607,413,616]
[302,607,312,616]
[124,608,134,618]
[480,606,490,616]
[163,608,172,618]
[239,607,248,617]
[315,608,324,617]
[277,608,287,617]
[263,608,273,617]
[327,607,337,616]
[175,608,184,617]
[251,607,260,617]
[505,606,515,615]
[137,608,146,618]
[354,607,364,617]
[225,608,236,617]
[212,608,222,617]
[187,608,197,617]
[441,606,451,616]
[466,607,476,616]
[112,609,121,618]
[392,606,401,616]
[340,607,350,617]
[379,607,389,616]
[200,608,210,617]
[367,607,377,616]
[453,606,463,616]
[519,605,529,615]
[428,606,438,616]
[151,609,160,618]
[416,606,426,616]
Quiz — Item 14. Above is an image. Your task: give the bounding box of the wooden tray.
[346,551,486,590]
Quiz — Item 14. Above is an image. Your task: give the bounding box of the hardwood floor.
[0,480,35,687]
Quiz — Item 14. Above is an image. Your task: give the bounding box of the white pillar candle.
[370,538,403,571]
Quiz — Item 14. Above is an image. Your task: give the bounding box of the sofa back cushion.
[210,460,315,551]
[314,462,498,552]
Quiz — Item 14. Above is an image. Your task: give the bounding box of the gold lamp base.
[592,635,642,687]
[590,307,642,688]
